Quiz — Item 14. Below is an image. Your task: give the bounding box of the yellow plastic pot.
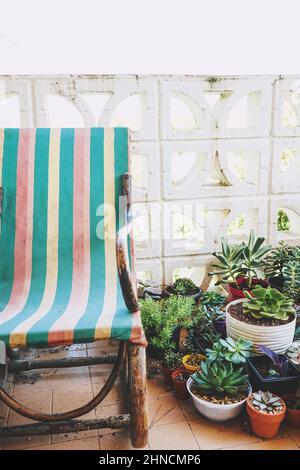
[182,353,206,372]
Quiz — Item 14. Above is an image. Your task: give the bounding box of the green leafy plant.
[140,296,194,353]
[251,391,283,413]
[283,260,300,304]
[162,350,182,369]
[169,277,199,295]
[206,337,252,365]
[243,286,295,321]
[191,361,249,396]
[191,305,221,349]
[264,242,294,279]
[209,230,271,289]
[200,291,227,310]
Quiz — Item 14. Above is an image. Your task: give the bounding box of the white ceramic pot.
[186,377,250,422]
[226,299,296,355]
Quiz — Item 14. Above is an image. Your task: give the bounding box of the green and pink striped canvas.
[0,128,144,348]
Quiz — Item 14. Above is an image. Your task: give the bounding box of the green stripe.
[73,128,105,342]
[111,128,132,340]
[1,129,50,340]
[0,129,19,310]
[27,128,74,346]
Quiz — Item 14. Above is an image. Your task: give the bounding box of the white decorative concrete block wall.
[0,75,299,287]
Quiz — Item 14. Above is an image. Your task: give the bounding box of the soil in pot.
[247,356,300,395]
[229,277,269,300]
[171,370,191,400]
[247,394,286,438]
[191,389,247,405]
[182,353,206,372]
[228,300,294,327]
[282,395,300,428]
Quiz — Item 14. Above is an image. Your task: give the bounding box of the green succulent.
[200,291,227,309]
[286,341,300,366]
[243,286,295,321]
[283,260,300,304]
[209,231,271,289]
[251,391,283,413]
[162,350,182,369]
[264,242,294,279]
[206,337,252,365]
[171,277,199,295]
[191,361,249,397]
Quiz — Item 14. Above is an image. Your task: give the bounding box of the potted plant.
[171,370,191,400]
[282,395,300,428]
[286,341,300,372]
[182,353,207,372]
[264,242,294,291]
[205,337,252,365]
[209,230,271,300]
[192,304,222,353]
[226,286,296,354]
[162,350,183,386]
[200,291,227,337]
[247,390,286,438]
[247,345,300,395]
[283,259,300,307]
[187,361,251,422]
[164,277,202,302]
[140,296,194,358]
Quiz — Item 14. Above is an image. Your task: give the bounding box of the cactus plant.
[191,361,248,396]
[243,286,295,321]
[170,277,199,296]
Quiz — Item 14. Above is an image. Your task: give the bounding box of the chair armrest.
[116,173,139,313]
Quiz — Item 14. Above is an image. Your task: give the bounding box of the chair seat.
[0,127,145,348]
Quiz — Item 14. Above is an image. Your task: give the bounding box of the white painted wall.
[0,75,299,287]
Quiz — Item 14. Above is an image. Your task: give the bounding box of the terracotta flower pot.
[229,277,269,301]
[246,395,286,438]
[282,395,300,428]
[162,365,182,386]
[171,370,191,400]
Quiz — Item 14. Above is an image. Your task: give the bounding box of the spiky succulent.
[251,391,283,413]
[171,277,199,295]
[191,361,249,396]
[264,242,294,279]
[243,286,295,321]
[240,230,271,285]
[283,260,300,304]
[206,337,252,365]
[286,341,300,367]
[209,237,244,286]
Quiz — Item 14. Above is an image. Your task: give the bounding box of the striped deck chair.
[0,128,148,448]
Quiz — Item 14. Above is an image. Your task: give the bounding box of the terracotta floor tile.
[26,437,100,450]
[3,389,52,450]
[189,415,261,450]
[91,380,124,405]
[100,430,148,450]
[148,421,198,450]
[148,395,185,428]
[226,437,299,450]
[179,398,201,421]
[286,426,300,447]
[147,375,173,398]
[52,384,97,443]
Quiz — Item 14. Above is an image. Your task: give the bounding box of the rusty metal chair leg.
[128,342,148,448]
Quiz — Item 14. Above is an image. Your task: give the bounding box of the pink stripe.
[48,128,91,345]
[0,129,35,320]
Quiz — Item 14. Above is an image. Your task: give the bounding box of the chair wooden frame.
[0,173,148,449]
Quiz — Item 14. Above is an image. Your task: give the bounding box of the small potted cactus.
[247,390,286,438]
[161,350,183,386]
[282,395,300,428]
[171,370,191,400]
[187,361,251,421]
[226,286,296,354]
[164,277,202,302]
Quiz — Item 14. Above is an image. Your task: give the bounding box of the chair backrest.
[0,128,129,313]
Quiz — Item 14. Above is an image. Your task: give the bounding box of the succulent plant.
[162,350,182,369]
[170,277,199,295]
[283,260,300,304]
[206,337,252,365]
[191,361,249,396]
[251,391,283,413]
[286,341,300,367]
[264,242,294,279]
[243,286,295,321]
[209,231,271,289]
[200,291,227,310]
